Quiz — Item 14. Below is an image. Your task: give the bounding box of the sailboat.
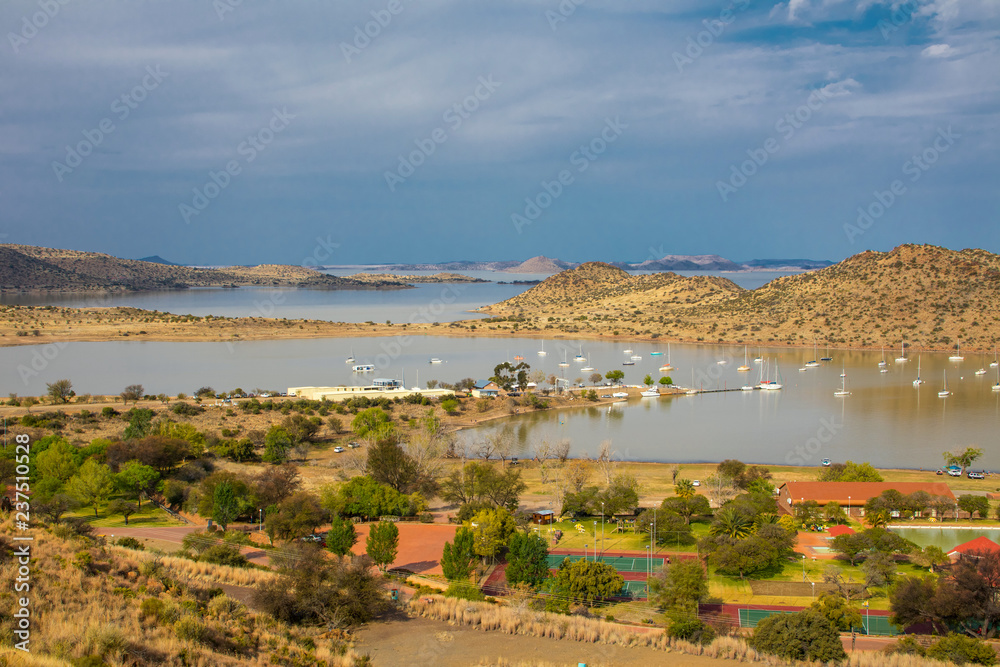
[581,348,594,372]
[913,356,925,386]
[805,343,821,367]
[659,344,675,372]
[759,360,783,390]
[820,346,833,362]
[753,347,763,364]
[345,347,355,363]
[895,340,908,363]
[878,346,887,368]
[574,345,585,362]
[537,341,547,357]
[991,347,998,368]
[558,350,569,367]
[938,370,951,398]
[993,366,1000,392]
[949,340,964,362]
[834,366,851,396]
[737,345,751,372]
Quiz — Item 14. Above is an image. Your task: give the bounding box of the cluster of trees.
[699,491,796,580]
[817,460,883,482]
[560,472,640,518]
[861,489,969,526]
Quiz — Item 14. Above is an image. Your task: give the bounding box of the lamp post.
[593,521,598,562]
[802,554,806,582]
[585,544,588,561]
[646,545,651,578]
[258,508,263,532]
[601,502,605,558]
[848,495,851,521]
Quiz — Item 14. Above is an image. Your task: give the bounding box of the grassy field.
[66,497,186,527]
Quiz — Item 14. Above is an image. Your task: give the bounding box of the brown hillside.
[507,255,569,274]
[480,245,1000,351]
[0,245,403,292]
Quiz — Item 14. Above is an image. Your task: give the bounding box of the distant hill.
[137,255,180,266]
[0,245,408,292]
[621,254,744,272]
[741,258,834,270]
[482,245,1000,351]
[507,256,573,274]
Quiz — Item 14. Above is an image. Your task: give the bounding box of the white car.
[333,446,345,453]
[692,480,701,487]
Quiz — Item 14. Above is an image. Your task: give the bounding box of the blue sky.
[1,0,997,265]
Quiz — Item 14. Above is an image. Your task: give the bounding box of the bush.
[101,406,119,418]
[116,537,145,551]
[885,635,926,656]
[139,597,166,620]
[444,582,485,601]
[173,616,208,643]
[171,402,204,416]
[198,544,249,568]
[748,609,846,662]
[926,634,998,665]
[418,512,435,523]
[666,613,716,645]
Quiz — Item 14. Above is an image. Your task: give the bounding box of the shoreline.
[0,307,983,353]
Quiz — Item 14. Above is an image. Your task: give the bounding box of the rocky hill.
[481,245,1000,351]
[507,255,573,274]
[0,245,405,292]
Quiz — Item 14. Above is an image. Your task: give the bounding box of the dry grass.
[113,545,278,587]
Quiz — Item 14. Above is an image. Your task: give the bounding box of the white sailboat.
[622,348,635,366]
[537,341,547,357]
[913,356,925,386]
[805,343,821,367]
[949,340,964,362]
[737,345,751,372]
[558,349,569,367]
[834,367,851,397]
[659,344,675,372]
[581,348,594,372]
[878,346,887,368]
[345,347,355,363]
[574,345,585,362]
[991,347,998,368]
[993,366,1000,392]
[753,347,763,364]
[938,370,951,398]
[895,340,908,363]
[759,360,783,390]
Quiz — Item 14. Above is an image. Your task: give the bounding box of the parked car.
[948,468,962,477]
[969,471,985,480]
[692,480,701,487]
[348,442,361,448]
[936,469,944,475]
[333,446,345,453]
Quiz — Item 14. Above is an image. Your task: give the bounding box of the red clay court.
[352,522,457,576]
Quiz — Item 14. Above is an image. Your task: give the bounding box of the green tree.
[589,372,603,385]
[597,472,640,516]
[46,379,74,404]
[674,478,696,499]
[441,398,459,414]
[471,507,517,561]
[351,407,393,439]
[35,439,79,484]
[264,492,326,541]
[281,414,321,444]
[823,501,848,524]
[366,439,420,493]
[926,634,998,665]
[212,480,239,530]
[604,370,624,385]
[122,408,155,440]
[489,361,530,392]
[643,373,653,387]
[659,376,672,386]
[441,527,477,582]
[325,514,358,556]
[710,506,753,539]
[749,609,846,662]
[944,446,984,476]
[263,425,292,464]
[120,384,144,405]
[958,494,990,520]
[818,460,883,482]
[861,551,897,590]
[811,593,862,631]
[366,520,399,572]
[505,532,549,589]
[440,461,526,511]
[649,559,708,613]
[662,494,711,525]
[114,460,159,508]
[106,499,138,526]
[553,557,624,606]
[66,459,113,517]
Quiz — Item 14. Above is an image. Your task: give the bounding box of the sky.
[1,0,998,266]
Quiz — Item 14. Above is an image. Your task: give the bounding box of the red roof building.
[827,525,855,537]
[777,482,955,517]
[948,536,1000,562]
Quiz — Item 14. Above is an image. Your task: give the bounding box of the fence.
[738,608,898,636]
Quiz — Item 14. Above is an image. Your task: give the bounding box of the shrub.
[748,609,846,662]
[199,544,250,568]
[140,598,166,620]
[116,536,145,550]
[444,582,485,601]
[926,634,998,665]
[667,613,715,645]
[173,616,208,643]
[101,406,119,418]
[885,635,926,656]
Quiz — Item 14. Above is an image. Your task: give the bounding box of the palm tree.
[710,507,753,539]
[674,479,696,499]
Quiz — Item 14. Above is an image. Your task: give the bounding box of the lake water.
[5,333,999,470]
[0,270,797,322]
[889,527,1000,551]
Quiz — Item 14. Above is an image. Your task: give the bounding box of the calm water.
[890,528,1000,551]
[0,270,797,322]
[5,335,999,470]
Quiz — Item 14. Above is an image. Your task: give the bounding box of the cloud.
[921,43,954,58]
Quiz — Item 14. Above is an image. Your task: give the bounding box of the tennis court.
[546,554,665,572]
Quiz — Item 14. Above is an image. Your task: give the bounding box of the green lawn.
[540,518,709,553]
[66,497,186,528]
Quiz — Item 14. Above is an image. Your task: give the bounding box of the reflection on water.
[890,527,1000,551]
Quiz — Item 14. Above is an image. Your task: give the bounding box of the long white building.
[288,378,455,401]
